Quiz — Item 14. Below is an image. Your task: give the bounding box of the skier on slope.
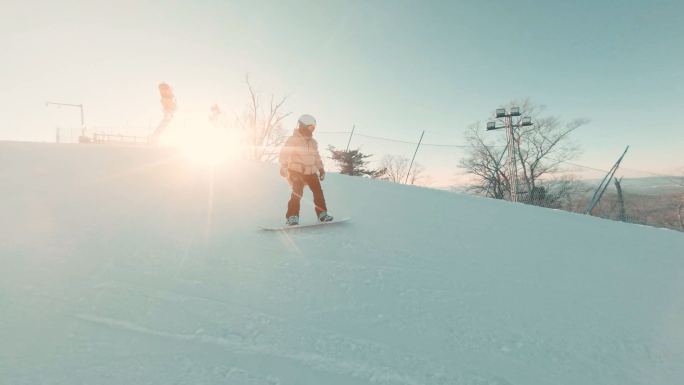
[278,114,333,226]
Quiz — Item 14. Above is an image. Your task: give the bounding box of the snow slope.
[1,141,683,385]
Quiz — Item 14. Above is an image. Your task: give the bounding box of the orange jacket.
[279,129,324,175]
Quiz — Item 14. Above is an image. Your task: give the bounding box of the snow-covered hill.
[1,141,683,385]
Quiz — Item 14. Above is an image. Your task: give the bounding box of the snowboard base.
[258,217,351,231]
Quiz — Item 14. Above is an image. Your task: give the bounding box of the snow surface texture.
[1,141,683,385]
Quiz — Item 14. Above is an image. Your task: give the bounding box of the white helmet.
[297,114,316,130]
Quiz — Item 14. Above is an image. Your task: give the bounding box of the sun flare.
[173,126,243,165]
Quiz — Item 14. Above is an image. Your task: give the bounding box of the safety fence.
[93,133,149,144]
[54,125,152,144]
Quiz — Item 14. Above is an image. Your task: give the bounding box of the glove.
[319,169,325,181]
[279,166,288,177]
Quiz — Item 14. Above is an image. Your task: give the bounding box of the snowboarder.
[279,114,333,226]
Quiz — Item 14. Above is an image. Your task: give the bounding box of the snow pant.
[286,170,327,219]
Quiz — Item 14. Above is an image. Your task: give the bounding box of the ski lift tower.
[486,107,533,203]
[149,82,177,145]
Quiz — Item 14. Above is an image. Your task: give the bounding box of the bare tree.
[379,154,408,183]
[551,174,593,213]
[232,74,292,162]
[457,124,509,198]
[379,154,433,186]
[407,162,434,186]
[459,98,589,204]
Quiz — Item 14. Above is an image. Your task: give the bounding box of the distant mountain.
[584,176,684,196]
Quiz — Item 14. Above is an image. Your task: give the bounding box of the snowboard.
[258,217,352,231]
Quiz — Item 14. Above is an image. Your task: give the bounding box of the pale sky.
[2,0,683,183]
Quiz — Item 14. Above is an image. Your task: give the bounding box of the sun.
[174,125,243,165]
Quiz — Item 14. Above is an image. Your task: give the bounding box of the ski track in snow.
[4,236,558,385]
[4,230,674,385]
